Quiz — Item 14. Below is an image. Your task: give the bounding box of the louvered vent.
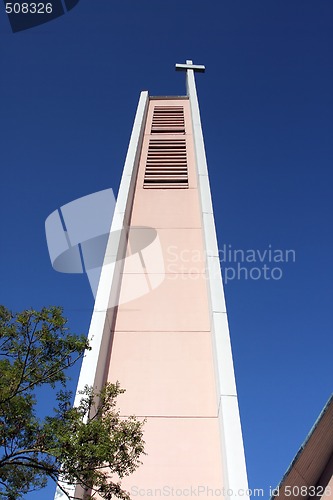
[151,106,185,134]
[144,139,188,189]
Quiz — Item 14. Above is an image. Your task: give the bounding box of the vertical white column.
[186,62,250,499]
[54,91,149,500]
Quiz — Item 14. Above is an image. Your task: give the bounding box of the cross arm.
[175,62,205,73]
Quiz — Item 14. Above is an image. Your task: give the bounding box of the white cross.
[175,59,205,73]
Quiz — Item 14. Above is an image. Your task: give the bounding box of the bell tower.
[56,61,249,500]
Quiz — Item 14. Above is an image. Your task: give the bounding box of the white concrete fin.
[198,173,214,214]
[202,212,220,256]
[206,255,227,313]
[53,91,149,500]
[211,312,237,397]
[74,89,149,398]
[219,395,249,496]
[185,61,250,499]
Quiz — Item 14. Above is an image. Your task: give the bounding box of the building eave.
[271,394,333,499]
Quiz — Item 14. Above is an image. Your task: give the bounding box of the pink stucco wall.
[106,98,224,499]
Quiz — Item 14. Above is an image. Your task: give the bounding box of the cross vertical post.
[175,60,209,179]
[175,59,205,99]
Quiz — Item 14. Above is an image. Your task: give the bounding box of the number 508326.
[5,3,53,14]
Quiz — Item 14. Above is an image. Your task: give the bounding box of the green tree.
[0,306,145,499]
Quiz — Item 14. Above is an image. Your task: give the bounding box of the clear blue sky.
[0,1,332,498]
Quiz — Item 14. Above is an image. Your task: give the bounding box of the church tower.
[57,61,249,500]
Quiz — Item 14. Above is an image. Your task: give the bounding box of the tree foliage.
[0,306,145,499]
